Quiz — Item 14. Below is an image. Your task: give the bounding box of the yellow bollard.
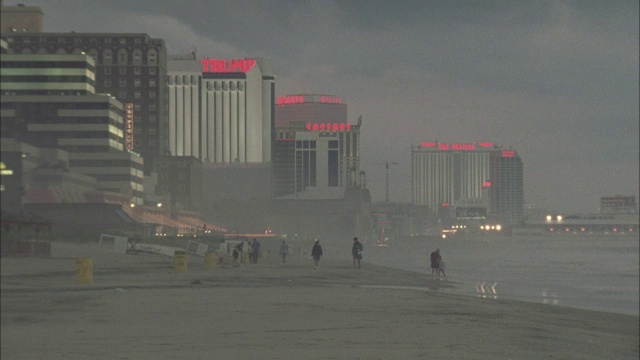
[204,252,218,269]
[174,250,187,273]
[242,251,250,264]
[75,258,93,284]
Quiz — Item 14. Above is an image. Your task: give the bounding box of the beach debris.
[190,280,202,285]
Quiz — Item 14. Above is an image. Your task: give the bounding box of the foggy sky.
[20,0,639,213]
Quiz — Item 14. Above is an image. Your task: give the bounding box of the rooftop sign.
[419,142,496,151]
[200,59,256,73]
[306,122,352,131]
[277,95,343,106]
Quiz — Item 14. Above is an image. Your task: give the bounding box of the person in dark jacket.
[430,248,441,277]
[311,240,323,269]
[352,237,363,269]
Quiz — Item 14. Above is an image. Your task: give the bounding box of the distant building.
[155,156,202,213]
[0,53,144,204]
[600,196,637,214]
[165,56,276,207]
[1,32,168,174]
[0,2,43,33]
[273,94,361,199]
[411,141,524,226]
[275,93,347,129]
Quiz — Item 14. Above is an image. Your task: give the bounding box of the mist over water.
[365,235,640,316]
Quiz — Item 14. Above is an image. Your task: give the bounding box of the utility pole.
[376,161,398,203]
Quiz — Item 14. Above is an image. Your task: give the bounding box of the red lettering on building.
[421,142,437,147]
[320,96,342,104]
[483,181,491,188]
[305,122,352,132]
[478,142,494,147]
[125,103,134,151]
[502,150,515,157]
[200,58,256,73]
[277,95,305,105]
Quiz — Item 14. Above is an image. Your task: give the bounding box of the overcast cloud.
[23,0,639,213]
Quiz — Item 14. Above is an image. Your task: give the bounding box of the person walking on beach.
[438,259,447,281]
[279,240,289,263]
[250,238,261,264]
[311,240,323,269]
[352,237,363,269]
[233,243,243,264]
[430,249,441,277]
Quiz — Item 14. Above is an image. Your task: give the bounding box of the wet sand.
[1,242,638,359]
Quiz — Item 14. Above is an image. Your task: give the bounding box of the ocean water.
[366,235,639,316]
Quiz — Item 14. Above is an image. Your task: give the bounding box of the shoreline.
[2,242,638,359]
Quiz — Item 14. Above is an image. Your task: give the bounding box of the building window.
[134,90,141,99]
[328,140,339,187]
[296,140,317,189]
[119,38,127,45]
[149,127,156,134]
[149,114,157,122]
[119,91,127,98]
[89,38,97,45]
[134,79,141,87]
[134,66,141,75]
[74,38,82,45]
[149,103,156,111]
[104,79,112,87]
[149,67,156,75]
[103,49,113,64]
[118,49,127,64]
[56,48,66,54]
[147,49,158,65]
[149,91,156,99]
[104,38,112,44]
[119,67,126,75]
[104,67,111,75]
[132,49,142,65]
[57,38,65,44]
[119,79,127,87]
[134,104,141,111]
[149,79,156,87]
[149,139,157,146]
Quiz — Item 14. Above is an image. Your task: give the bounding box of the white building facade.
[167,57,275,164]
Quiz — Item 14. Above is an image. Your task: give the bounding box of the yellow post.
[204,252,218,269]
[174,250,187,273]
[75,258,93,284]
[242,250,250,264]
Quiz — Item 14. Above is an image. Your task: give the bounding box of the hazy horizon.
[18,0,639,214]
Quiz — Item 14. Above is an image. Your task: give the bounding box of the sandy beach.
[1,242,638,360]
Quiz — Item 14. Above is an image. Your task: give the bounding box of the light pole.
[383,161,398,203]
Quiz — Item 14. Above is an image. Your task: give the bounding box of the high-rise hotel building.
[165,56,276,204]
[1,32,168,174]
[167,56,275,164]
[412,141,523,225]
[273,94,361,199]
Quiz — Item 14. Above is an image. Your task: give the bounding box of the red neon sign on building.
[125,103,134,151]
[502,150,516,157]
[277,95,305,105]
[200,58,256,73]
[305,122,352,131]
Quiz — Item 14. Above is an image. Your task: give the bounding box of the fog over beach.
[1,241,638,359]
